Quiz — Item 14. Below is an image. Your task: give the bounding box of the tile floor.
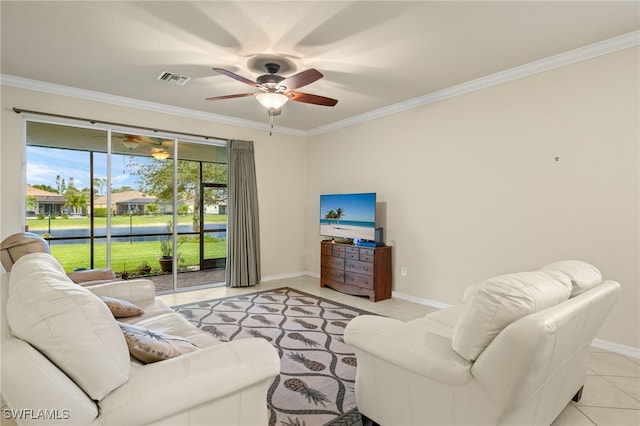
[2,275,638,426]
[160,275,640,426]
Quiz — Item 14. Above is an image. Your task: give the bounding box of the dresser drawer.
[320,242,391,302]
[345,272,374,289]
[332,245,346,257]
[359,251,374,262]
[345,246,360,260]
[322,268,344,283]
[321,256,344,269]
[345,259,374,276]
[321,243,333,256]
[360,248,374,258]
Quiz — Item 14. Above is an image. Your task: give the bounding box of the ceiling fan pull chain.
[269,111,274,136]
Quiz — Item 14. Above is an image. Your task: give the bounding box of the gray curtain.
[225,140,261,287]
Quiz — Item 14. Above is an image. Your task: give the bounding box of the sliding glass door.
[201,183,227,270]
[24,119,227,293]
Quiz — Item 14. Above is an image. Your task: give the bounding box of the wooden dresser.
[320,241,392,302]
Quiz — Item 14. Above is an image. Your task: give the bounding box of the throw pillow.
[100,296,144,318]
[118,322,198,364]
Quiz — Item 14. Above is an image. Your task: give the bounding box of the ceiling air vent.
[157,71,190,86]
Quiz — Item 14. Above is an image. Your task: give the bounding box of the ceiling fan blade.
[280,69,323,91]
[289,92,338,106]
[205,93,256,101]
[212,68,258,87]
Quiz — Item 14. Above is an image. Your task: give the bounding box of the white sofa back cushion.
[541,260,602,297]
[7,253,130,400]
[453,270,572,361]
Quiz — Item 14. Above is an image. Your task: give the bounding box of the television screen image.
[320,192,376,241]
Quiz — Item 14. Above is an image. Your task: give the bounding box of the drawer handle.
[363,267,369,271]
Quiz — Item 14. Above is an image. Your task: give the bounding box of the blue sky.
[27,146,143,192]
[320,192,376,222]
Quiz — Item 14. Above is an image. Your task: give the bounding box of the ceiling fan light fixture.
[151,148,170,160]
[121,140,139,150]
[256,92,289,110]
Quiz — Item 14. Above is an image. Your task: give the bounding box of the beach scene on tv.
[320,193,376,241]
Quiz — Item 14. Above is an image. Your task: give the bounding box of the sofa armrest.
[344,315,472,386]
[98,338,280,425]
[2,334,99,425]
[67,268,115,283]
[86,279,156,302]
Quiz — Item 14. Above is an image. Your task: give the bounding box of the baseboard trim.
[299,273,640,359]
[592,339,640,360]
[261,271,308,282]
[392,290,453,310]
[392,290,640,359]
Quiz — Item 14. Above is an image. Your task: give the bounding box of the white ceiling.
[1,1,639,134]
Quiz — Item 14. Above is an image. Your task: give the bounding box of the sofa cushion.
[100,296,145,318]
[541,260,602,297]
[7,253,130,400]
[67,268,116,284]
[453,270,572,361]
[118,322,198,363]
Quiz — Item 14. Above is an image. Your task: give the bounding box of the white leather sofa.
[344,261,621,426]
[1,252,280,425]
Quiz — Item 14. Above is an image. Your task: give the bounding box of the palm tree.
[26,195,38,213]
[63,191,87,214]
[93,177,106,196]
[325,210,337,225]
[334,208,345,226]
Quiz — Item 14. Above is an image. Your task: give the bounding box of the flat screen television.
[320,192,376,241]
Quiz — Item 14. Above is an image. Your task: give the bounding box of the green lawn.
[27,213,226,230]
[26,214,227,275]
[51,238,226,275]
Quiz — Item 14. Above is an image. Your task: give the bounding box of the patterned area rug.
[325,407,362,426]
[173,287,373,426]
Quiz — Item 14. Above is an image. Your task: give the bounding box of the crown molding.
[307,30,640,137]
[2,30,638,138]
[0,74,307,137]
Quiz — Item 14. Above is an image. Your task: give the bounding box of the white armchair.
[344,261,620,426]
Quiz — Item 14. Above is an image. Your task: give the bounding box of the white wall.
[0,85,308,278]
[306,47,640,350]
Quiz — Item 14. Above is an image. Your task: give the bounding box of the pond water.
[30,223,227,244]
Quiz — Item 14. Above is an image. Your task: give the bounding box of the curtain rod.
[12,107,228,143]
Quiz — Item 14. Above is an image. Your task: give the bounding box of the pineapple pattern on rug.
[173,287,372,426]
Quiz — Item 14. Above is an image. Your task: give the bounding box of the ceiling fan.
[205,63,338,118]
[115,134,161,149]
[115,134,170,159]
